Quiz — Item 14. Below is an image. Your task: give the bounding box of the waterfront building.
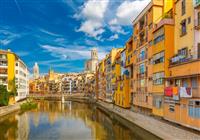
[164,0,200,130]
[33,62,39,79]
[15,58,29,101]
[114,49,130,108]
[105,48,121,103]
[0,49,29,103]
[151,9,175,116]
[85,48,98,73]
[131,0,167,115]
[96,59,106,100]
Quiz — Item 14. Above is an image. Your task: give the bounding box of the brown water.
[0,101,161,140]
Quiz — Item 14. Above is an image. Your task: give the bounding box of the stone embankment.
[0,101,25,117]
[96,100,200,140]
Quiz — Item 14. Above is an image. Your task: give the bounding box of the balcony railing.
[170,54,193,66]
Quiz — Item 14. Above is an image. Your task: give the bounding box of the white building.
[15,59,29,101]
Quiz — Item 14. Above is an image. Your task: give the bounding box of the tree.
[0,85,9,106]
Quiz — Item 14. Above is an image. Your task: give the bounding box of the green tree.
[0,85,9,106]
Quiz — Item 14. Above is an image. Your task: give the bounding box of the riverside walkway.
[97,100,200,140]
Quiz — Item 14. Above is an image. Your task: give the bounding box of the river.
[0,100,161,140]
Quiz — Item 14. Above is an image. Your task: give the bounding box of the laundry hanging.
[180,87,192,98]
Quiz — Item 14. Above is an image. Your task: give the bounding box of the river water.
[0,101,161,140]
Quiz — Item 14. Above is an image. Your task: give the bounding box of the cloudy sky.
[0,0,150,74]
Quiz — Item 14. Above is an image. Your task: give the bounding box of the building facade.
[95,0,200,131]
[0,49,29,103]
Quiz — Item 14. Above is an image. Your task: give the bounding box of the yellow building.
[152,9,174,116]
[114,49,130,108]
[164,0,200,130]
[131,0,164,114]
[96,59,106,101]
[105,48,120,103]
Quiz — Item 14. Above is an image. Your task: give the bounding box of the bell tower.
[91,48,98,60]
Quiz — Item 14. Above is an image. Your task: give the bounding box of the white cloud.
[109,25,127,35]
[74,0,109,39]
[76,20,105,38]
[39,28,61,37]
[40,44,111,61]
[110,0,150,25]
[0,29,21,46]
[108,34,118,41]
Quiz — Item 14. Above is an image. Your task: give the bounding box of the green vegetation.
[0,85,10,106]
[20,100,37,111]
[8,78,17,96]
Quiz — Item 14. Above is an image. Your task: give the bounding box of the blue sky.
[0,0,150,74]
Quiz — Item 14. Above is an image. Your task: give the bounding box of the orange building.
[164,0,200,130]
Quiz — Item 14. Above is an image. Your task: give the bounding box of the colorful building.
[0,49,29,103]
[164,0,200,130]
[131,0,165,114]
[104,48,120,103]
[94,0,200,130]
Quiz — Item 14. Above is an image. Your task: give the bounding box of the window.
[175,79,181,86]
[139,48,146,61]
[178,47,188,57]
[0,54,7,59]
[153,72,164,85]
[181,19,187,36]
[139,63,145,74]
[169,104,175,112]
[153,95,163,109]
[140,79,145,87]
[154,34,164,44]
[182,0,186,15]
[182,79,188,87]
[153,51,164,64]
[191,77,198,88]
[188,17,191,24]
[189,100,200,118]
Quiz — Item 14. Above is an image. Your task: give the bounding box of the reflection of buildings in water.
[33,112,40,127]
[16,113,30,140]
[0,116,18,140]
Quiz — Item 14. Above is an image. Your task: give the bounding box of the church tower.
[91,48,98,60]
[33,62,39,79]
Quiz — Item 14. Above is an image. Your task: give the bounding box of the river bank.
[0,101,26,117]
[1,95,199,140]
[95,100,200,140]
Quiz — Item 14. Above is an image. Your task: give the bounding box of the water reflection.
[0,101,160,140]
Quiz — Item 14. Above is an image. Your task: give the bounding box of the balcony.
[169,59,200,77]
[137,54,147,62]
[164,87,200,98]
[170,54,193,66]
